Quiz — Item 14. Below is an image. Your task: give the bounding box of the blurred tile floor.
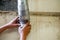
[0,12,60,40]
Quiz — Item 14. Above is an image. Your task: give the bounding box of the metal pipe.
[17,0,30,27]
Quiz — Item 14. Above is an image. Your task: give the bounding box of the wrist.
[3,24,9,29]
[20,32,27,40]
[0,24,8,33]
[1,24,8,29]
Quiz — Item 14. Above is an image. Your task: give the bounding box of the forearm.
[20,33,27,40]
[0,25,8,33]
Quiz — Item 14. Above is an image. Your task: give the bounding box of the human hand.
[18,22,31,37]
[4,17,20,29]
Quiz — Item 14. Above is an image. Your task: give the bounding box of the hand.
[18,22,31,37]
[3,17,20,29]
[0,17,20,33]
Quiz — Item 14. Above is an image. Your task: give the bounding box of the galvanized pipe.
[17,0,30,27]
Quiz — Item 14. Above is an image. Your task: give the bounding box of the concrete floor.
[0,12,60,40]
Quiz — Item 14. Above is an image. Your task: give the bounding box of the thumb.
[12,24,20,27]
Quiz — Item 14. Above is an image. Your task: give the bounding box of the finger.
[25,22,30,26]
[11,16,19,23]
[19,21,31,29]
[16,19,20,24]
[25,26,31,33]
[26,25,31,30]
[20,23,29,29]
[13,16,19,22]
[25,23,31,27]
[12,24,20,27]
[22,24,31,30]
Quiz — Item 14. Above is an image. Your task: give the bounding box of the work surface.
[0,12,60,40]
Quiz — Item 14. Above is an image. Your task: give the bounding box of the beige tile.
[0,12,60,40]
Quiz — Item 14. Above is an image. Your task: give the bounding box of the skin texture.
[0,17,20,33]
[18,22,31,40]
[0,17,31,40]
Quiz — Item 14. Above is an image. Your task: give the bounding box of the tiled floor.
[0,13,60,40]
